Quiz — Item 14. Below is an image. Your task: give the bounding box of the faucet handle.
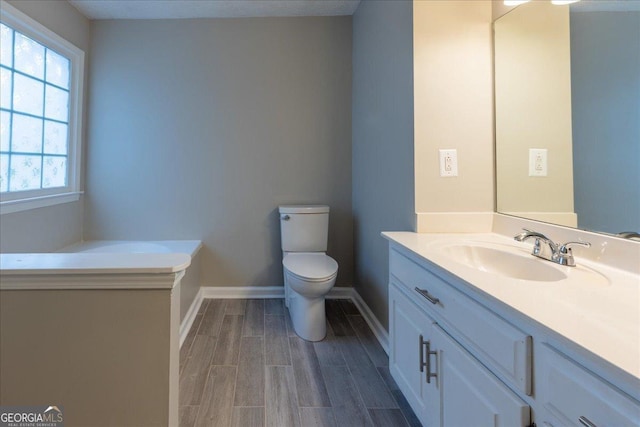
[558,241,591,254]
[555,241,590,267]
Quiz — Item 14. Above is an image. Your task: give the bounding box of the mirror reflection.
[494,1,640,236]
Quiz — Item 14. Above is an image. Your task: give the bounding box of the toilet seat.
[283,253,338,282]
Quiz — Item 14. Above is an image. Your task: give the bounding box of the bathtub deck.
[179,298,420,427]
[59,240,202,257]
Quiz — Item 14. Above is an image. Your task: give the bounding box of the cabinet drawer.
[390,248,532,395]
[539,344,640,427]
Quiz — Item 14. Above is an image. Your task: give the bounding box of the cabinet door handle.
[419,335,437,383]
[425,339,437,384]
[419,334,426,373]
[578,416,597,427]
[415,287,440,305]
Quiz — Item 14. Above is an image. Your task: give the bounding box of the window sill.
[0,191,83,215]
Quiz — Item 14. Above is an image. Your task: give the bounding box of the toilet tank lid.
[279,205,329,214]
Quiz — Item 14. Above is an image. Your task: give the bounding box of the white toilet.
[279,205,338,341]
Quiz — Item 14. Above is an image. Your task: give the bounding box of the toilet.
[279,205,338,341]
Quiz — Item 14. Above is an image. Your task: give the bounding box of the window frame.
[0,0,84,215]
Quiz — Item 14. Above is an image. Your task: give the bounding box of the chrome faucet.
[616,231,640,240]
[514,228,590,267]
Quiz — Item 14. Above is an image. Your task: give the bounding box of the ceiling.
[68,0,362,20]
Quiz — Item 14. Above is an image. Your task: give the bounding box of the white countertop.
[0,252,191,276]
[382,231,640,380]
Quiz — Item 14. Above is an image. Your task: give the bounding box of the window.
[0,1,84,214]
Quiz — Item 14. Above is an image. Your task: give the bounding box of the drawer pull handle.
[578,416,597,427]
[415,287,440,305]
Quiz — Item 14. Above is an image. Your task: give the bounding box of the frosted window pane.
[0,111,9,152]
[44,120,67,155]
[42,156,66,188]
[13,32,45,79]
[1,24,13,67]
[13,73,43,116]
[44,85,68,121]
[46,50,70,89]
[0,154,8,192]
[9,154,41,191]
[12,113,43,154]
[0,68,11,109]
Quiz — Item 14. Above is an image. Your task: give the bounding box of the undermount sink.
[441,244,568,282]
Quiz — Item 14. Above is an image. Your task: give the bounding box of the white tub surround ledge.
[0,253,190,290]
[60,239,202,256]
[56,240,203,323]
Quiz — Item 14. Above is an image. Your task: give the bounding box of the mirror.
[494,1,640,236]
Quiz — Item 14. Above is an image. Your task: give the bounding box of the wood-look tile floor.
[179,299,421,427]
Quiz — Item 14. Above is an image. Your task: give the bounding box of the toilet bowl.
[283,252,338,341]
[279,205,338,342]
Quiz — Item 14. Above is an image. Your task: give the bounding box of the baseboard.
[201,286,284,299]
[327,286,354,299]
[199,285,355,300]
[183,285,389,355]
[351,289,389,355]
[179,288,203,348]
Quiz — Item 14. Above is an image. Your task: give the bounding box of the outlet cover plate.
[529,148,548,176]
[439,149,458,177]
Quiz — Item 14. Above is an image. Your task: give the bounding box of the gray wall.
[85,17,354,288]
[571,11,640,234]
[352,0,414,329]
[1,0,89,253]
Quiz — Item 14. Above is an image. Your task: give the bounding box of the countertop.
[382,231,640,381]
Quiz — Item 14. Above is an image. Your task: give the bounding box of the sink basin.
[441,244,568,282]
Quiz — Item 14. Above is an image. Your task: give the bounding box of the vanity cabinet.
[390,279,531,426]
[389,281,435,420]
[430,323,530,427]
[387,239,640,427]
[538,345,640,427]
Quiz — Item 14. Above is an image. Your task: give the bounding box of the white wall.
[0,0,89,253]
[84,17,354,290]
[352,0,414,329]
[413,0,494,231]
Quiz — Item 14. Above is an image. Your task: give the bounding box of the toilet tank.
[279,205,329,252]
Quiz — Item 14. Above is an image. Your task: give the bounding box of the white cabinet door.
[389,282,434,425]
[430,324,531,427]
[538,344,640,427]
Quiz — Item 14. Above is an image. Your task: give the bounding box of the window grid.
[0,23,70,193]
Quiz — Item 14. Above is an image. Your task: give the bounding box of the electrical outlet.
[529,148,548,176]
[439,149,458,177]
